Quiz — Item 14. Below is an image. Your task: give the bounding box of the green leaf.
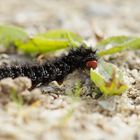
[17,29,84,53]
[96,36,140,56]
[0,26,84,53]
[90,60,128,95]
[17,36,70,53]
[36,29,83,43]
[0,25,28,47]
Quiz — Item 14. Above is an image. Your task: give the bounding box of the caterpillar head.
[80,47,97,69]
[68,46,97,69]
[86,60,97,69]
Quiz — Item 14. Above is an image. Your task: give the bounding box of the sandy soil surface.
[0,0,140,140]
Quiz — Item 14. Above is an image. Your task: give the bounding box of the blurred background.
[1,0,140,37]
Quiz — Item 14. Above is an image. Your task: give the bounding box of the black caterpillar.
[0,47,97,87]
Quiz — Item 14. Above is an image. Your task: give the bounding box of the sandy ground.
[0,0,140,140]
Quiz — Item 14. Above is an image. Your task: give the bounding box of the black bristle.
[0,47,97,87]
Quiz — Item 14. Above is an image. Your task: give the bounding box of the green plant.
[10,89,24,107]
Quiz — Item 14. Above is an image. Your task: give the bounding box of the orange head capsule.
[86,60,97,69]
